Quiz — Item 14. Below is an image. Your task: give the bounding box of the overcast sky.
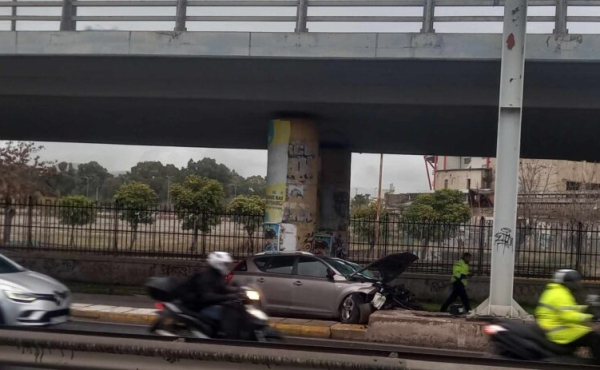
[4,4,600,195]
[35,141,430,196]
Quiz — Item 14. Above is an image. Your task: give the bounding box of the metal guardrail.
[0,0,597,34]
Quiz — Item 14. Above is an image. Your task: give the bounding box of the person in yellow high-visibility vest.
[440,253,472,313]
[535,269,600,361]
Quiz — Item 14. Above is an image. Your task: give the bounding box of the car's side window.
[296,256,329,278]
[255,256,295,275]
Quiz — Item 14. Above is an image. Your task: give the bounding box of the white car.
[0,254,70,326]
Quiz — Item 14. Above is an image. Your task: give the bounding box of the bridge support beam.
[474,0,530,318]
[265,119,320,252]
[318,147,351,258]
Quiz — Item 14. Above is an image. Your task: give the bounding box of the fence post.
[113,205,119,253]
[60,0,76,31]
[553,0,568,35]
[27,196,34,248]
[576,221,583,272]
[421,0,435,33]
[295,0,308,33]
[477,217,485,276]
[174,0,187,32]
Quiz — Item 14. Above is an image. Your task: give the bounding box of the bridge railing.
[0,0,597,33]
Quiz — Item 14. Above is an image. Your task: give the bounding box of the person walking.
[440,252,472,313]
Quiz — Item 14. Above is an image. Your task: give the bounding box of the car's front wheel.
[340,294,364,324]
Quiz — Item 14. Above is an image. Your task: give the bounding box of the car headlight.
[4,290,36,303]
[246,290,260,301]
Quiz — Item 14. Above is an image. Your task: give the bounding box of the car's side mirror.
[326,269,335,280]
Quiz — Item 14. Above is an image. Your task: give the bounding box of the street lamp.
[228,184,238,198]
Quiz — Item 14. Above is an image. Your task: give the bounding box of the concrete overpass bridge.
[0,0,600,161]
[1,0,600,317]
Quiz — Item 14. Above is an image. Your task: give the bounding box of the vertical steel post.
[10,0,16,31]
[174,0,187,32]
[553,0,568,35]
[474,0,529,318]
[421,0,435,33]
[295,0,308,33]
[60,0,76,31]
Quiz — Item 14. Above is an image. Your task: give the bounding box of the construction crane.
[423,155,438,190]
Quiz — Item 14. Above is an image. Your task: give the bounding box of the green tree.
[125,161,181,203]
[58,195,97,246]
[76,161,113,200]
[0,142,56,245]
[114,182,158,248]
[228,195,265,253]
[351,203,389,249]
[402,189,471,260]
[170,175,225,253]
[351,194,370,210]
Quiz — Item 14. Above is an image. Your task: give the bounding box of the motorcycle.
[483,318,598,365]
[484,294,600,364]
[145,276,283,342]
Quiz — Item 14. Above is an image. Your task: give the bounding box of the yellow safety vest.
[535,283,592,345]
[451,259,470,286]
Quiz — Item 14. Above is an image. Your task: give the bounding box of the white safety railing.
[0,0,597,33]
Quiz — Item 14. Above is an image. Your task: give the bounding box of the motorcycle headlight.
[247,307,269,321]
[4,290,36,303]
[246,290,260,301]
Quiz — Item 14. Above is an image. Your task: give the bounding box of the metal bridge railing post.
[174,0,188,31]
[554,0,568,34]
[59,0,77,31]
[10,0,16,31]
[421,0,435,33]
[295,0,308,33]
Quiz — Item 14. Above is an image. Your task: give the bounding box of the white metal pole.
[475,0,529,318]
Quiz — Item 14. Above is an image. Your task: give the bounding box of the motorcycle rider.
[535,269,600,361]
[178,251,241,338]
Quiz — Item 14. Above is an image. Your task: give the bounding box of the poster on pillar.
[263,223,281,252]
[313,234,333,256]
[280,223,297,252]
[265,120,291,224]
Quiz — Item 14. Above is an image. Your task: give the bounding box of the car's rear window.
[254,256,294,275]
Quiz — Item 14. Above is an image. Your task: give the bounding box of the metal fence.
[0,0,597,34]
[1,200,600,279]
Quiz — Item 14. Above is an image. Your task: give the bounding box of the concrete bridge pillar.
[318,147,351,258]
[265,118,320,252]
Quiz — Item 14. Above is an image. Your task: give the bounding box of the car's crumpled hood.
[354,252,418,284]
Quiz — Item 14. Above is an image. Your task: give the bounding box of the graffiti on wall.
[494,227,514,254]
[283,206,314,223]
[288,185,305,200]
[426,280,449,293]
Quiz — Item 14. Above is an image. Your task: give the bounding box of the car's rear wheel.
[340,294,364,324]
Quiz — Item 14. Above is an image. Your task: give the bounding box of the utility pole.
[84,176,90,198]
[373,154,384,256]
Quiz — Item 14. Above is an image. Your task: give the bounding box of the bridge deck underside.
[0,55,598,160]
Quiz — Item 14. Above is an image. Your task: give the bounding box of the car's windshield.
[324,258,376,279]
[0,256,24,274]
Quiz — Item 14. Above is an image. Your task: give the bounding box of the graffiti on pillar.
[333,191,350,219]
[287,186,305,200]
[313,234,333,256]
[301,231,315,251]
[494,227,514,254]
[283,206,314,224]
[287,142,315,184]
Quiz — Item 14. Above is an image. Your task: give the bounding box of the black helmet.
[554,269,583,292]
